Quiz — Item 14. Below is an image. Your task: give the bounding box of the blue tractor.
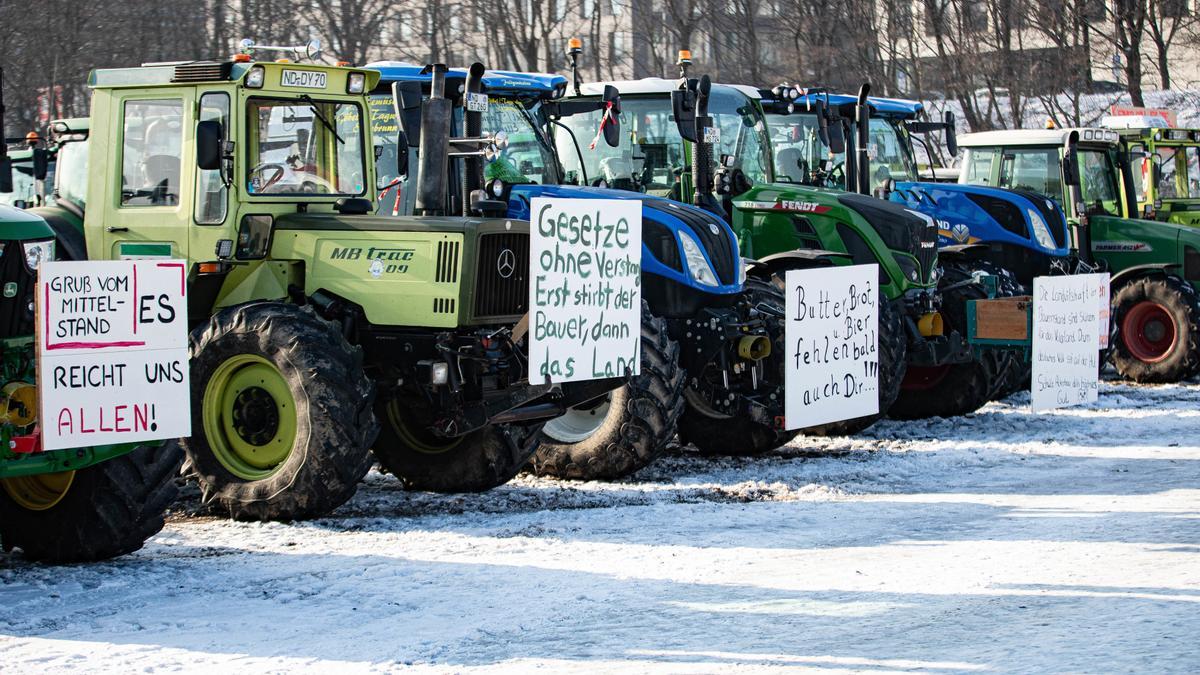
[365,61,796,478]
[760,87,1078,290]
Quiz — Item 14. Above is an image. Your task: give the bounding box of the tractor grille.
[644,201,737,285]
[0,243,36,340]
[172,61,233,83]
[473,232,528,319]
[435,240,460,283]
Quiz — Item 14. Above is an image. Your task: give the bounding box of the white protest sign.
[529,198,641,383]
[1031,272,1109,411]
[38,260,190,450]
[784,264,879,429]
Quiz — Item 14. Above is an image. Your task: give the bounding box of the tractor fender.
[36,209,88,261]
[1110,263,1182,289]
[750,249,850,279]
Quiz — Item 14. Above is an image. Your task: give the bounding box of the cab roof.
[579,78,760,100]
[88,60,375,90]
[775,92,923,117]
[958,128,1120,148]
[364,61,567,98]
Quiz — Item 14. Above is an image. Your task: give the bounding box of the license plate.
[466,92,488,112]
[281,69,327,89]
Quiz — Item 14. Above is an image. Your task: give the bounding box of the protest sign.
[38,259,190,450]
[528,198,641,383]
[784,264,879,428]
[1031,273,1109,411]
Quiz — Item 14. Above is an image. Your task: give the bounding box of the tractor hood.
[0,205,56,241]
[506,183,743,296]
[892,181,1071,257]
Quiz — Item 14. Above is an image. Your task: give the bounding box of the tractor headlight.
[737,255,748,285]
[245,65,266,88]
[1027,208,1056,250]
[892,252,921,283]
[23,240,55,271]
[679,230,720,287]
[347,72,366,94]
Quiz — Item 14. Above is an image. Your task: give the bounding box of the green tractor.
[958,127,1200,381]
[51,46,621,521]
[26,118,89,259]
[0,204,180,562]
[1102,120,1200,227]
[553,70,1018,428]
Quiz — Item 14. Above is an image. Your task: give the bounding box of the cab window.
[996,147,1062,203]
[1078,149,1120,216]
[1188,147,1200,199]
[195,92,229,224]
[1156,146,1180,199]
[961,149,993,185]
[121,99,184,206]
[247,98,366,195]
[1129,143,1149,203]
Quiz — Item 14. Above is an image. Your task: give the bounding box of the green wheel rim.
[203,354,298,480]
[384,397,463,455]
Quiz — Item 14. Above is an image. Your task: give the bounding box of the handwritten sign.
[784,264,879,429]
[1031,273,1109,411]
[38,260,190,450]
[528,198,641,383]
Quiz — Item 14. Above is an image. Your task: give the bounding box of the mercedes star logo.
[497,248,517,279]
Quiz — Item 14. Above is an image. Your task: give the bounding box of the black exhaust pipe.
[415,64,451,216]
[462,62,485,216]
[854,83,871,196]
[0,68,12,194]
[692,75,720,214]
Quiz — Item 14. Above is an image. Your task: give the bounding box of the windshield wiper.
[299,94,344,144]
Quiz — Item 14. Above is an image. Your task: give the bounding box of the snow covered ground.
[2,379,1198,673]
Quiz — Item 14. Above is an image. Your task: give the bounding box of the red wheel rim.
[1121,300,1177,363]
[901,365,951,391]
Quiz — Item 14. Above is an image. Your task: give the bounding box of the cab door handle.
[106,226,129,233]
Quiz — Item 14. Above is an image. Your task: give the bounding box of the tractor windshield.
[765,112,917,191]
[54,139,88,209]
[247,98,366,196]
[0,158,38,207]
[554,89,771,195]
[480,97,557,184]
[995,147,1064,205]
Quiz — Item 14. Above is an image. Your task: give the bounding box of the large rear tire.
[1110,275,1200,383]
[0,442,182,563]
[889,261,1019,419]
[373,394,539,492]
[801,293,908,436]
[677,278,798,454]
[527,303,685,480]
[183,302,376,521]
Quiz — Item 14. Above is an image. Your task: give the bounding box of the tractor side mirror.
[827,120,846,155]
[32,148,49,180]
[1062,151,1081,188]
[602,85,621,148]
[943,111,958,156]
[672,86,697,143]
[395,129,410,178]
[0,157,12,193]
[196,120,223,171]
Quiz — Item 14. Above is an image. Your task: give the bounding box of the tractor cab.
[959,127,1200,381]
[1102,121,1200,226]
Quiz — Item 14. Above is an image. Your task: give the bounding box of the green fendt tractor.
[56,46,619,521]
[1103,120,1200,227]
[959,127,1200,381]
[554,68,1016,427]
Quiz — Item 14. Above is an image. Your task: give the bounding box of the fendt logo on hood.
[733,200,832,214]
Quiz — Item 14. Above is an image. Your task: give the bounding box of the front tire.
[801,293,908,436]
[373,394,539,492]
[889,261,1019,419]
[183,302,376,521]
[527,303,685,480]
[1110,275,1200,383]
[677,278,798,454]
[0,443,181,563]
